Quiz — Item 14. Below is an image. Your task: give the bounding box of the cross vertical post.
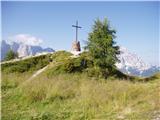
[72,21,82,42]
[76,21,78,42]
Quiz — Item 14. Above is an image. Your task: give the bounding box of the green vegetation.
[1,54,51,73]
[4,49,18,61]
[47,50,128,79]
[47,51,93,76]
[2,70,160,120]
[1,51,160,120]
[85,18,120,78]
[51,50,72,62]
[1,18,159,119]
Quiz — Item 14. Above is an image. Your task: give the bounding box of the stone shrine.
[71,41,81,51]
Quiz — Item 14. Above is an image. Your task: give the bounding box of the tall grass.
[2,71,160,120]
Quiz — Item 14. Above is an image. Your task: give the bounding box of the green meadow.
[1,52,160,120]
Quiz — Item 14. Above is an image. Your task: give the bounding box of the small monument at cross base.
[72,41,81,51]
[71,21,82,52]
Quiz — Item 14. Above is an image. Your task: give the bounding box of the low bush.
[47,53,94,76]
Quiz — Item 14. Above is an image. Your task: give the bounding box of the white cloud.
[8,34,43,46]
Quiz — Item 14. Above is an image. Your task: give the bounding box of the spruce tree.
[85,18,120,75]
[4,50,18,61]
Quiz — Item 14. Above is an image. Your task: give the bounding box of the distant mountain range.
[116,47,159,77]
[1,40,159,77]
[1,40,55,60]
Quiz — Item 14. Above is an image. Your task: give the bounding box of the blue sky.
[1,1,159,65]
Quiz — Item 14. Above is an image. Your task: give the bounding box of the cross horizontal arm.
[72,25,82,28]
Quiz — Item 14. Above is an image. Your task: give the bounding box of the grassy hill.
[1,54,51,73]
[1,51,160,120]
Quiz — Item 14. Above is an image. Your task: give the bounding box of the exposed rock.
[1,40,55,60]
[116,47,160,77]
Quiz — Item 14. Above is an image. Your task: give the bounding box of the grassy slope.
[1,54,51,73]
[1,52,160,120]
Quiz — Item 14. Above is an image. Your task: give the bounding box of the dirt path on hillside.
[3,65,49,98]
[29,65,48,79]
[19,65,48,87]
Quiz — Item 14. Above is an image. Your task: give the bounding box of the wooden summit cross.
[72,21,82,42]
[71,21,82,51]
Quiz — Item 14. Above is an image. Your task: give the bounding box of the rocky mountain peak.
[116,47,159,77]
[1,40,55,60]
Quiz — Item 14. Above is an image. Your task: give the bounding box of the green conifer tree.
[4,50,18,61]
[85,18,120,76]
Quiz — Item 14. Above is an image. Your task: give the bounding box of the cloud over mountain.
[8,34,43,46]
[1,37,54,60]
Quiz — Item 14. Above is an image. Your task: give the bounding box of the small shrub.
[47,56,93,76]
